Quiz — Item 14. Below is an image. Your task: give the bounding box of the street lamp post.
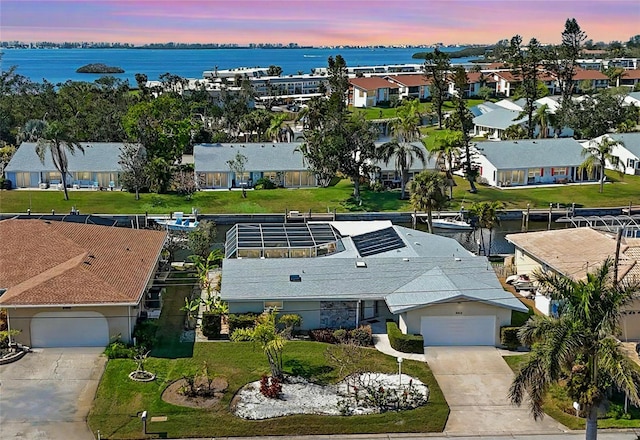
[397,356,403,385]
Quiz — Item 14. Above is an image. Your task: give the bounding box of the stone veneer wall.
[320,301,357,328]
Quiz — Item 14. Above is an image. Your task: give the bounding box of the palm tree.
[267,113,293,142]
[408,170,448,233]
[532,104,551,138]
[380,100,425,199]
[428,131,463,199]
[379,141,426,199]
[469,201,503,256]
[35,120,85,201]
[510,258,640,440]
[579,136,624,193]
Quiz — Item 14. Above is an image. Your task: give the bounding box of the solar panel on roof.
[352,227,406,257]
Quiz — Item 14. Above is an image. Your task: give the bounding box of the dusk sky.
[1,0,639,46]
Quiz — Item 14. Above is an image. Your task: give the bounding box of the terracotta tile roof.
[506,227,638,283]
[349,77,399,90]
[466,72,496,84]
[493,71,520,82]
[0,219,167,306]
[385,74,431,87]
[622,69,640,80]
[572,69,608,80]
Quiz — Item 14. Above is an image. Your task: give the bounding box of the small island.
[76,63,124,74]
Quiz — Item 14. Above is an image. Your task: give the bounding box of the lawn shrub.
[254,177,277,189]
[104,341,136,359]
[500,326,521,350]
[333,329,348,342]
[228,313,258,333]
[133,319,158,349]
[350,325,373,346]
[309,328,337,344]
[387,321,424,354]
[259,374,282,399]
[202,312,222,339]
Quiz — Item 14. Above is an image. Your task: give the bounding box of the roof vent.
[403,258,410,262]
[289,274,302,282]
[454,257,462,262]
[355,261,367,268]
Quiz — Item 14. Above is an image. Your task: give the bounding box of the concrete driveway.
[0,347,106,440]
[425,347,568,436]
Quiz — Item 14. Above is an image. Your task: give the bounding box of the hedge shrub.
[387,321,424,354]
[202,312,222,339]
[133,319,158,349]
[500,326,520,350]
[228,313,258,333]
[350,325,373,346]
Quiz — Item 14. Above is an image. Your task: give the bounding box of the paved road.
[0,347,105,440]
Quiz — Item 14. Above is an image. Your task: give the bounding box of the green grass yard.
[2,172,639,216]
[503,354,640,430]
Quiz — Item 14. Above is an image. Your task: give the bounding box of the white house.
[349,77,400,107]
[221,221,528,346]
[584,133,640,176]
[385,74,431,100]
[473,138,600,187]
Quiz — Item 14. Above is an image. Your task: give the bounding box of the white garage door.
[31,311,110,347]
[420,315,496,346]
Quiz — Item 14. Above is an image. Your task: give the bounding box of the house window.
[627,158,636,168]
[528,168,541,178]
[74,171,91,181]
[552,167,567,176]
[264,301,283,311]
[15,172,31,187]
[45,171,60,182]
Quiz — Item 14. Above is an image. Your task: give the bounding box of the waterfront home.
[472,108,525,139]
[349,77,400,108]
[505,227,640,340]
[4,142,123,190]
[194,142,316,189]
[620,70,640,89]
[0,219,167,347]
[472,138,599,187]
[221,221,528,346]
[385,74,432,100]
[571,68,609,92]
[446,71,497,98]
[582,133,640,176]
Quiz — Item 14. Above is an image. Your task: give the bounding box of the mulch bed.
[161,377,228,409]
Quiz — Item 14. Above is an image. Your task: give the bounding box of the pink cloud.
[1,0,638,45]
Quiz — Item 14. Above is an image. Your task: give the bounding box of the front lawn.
[2,172,639,216]
[503,354,640,430]
[88,341,449,438]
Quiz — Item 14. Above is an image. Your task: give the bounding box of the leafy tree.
[326,55,349,113]
[266,65,283,76]
[579,136,624,193]
[379,99,426,199]
[336,113,379,200]
[478,86,494,101]
[627,34,640,49]
[510,258,640,440]
[422,48,451,129]
[171,164,198,199]
[469,201,503,256]
[548,18,587,109]
[267,112,293,142]
[449,67,477,193]
[118,143,149,200]
[408,170,448,233]
[506,36,545,138]
[427,130,462,199]
[188,221,219,259]
[35,120,85,201]
[231,311,286,380]
[562,92,628,139]
[0,141,16,175]
[226,152,248,188]
[503,124,527,140]
[603,67,625,88]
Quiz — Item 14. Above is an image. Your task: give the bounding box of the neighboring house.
[624,91,640,107]
[221,221,527,346]
[447,72,496,98]
[571,68,609,92]
[620,70,640,89]
[5,142,124,189]
[194,142,316,189]
[385,74,432,101]
[0,219,167,347]
[349,77,400,107]
[371,142,437,188]
[473,138,599,187]
[470,101,501,117]
[584,133,640,176]
[505,227,640,340]
[491,71,521,97]
[472,107,525,139]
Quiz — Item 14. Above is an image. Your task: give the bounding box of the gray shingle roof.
[220,224,527,313]
[194,143,308,172]
[473,108,525,130]
[608,133,640,158]
[476,138,586,169]
[6,142,124,173]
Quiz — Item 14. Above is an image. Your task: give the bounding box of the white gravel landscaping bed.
[234,373,429,420]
